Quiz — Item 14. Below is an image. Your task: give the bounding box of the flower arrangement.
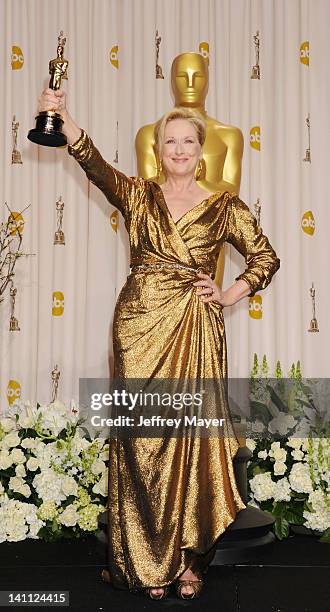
[246,355,330,542]
[0,400,108,542]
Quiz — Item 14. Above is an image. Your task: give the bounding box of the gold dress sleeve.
[226,195,280,297]
[67,129,138,221]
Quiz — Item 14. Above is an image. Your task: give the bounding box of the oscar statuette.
[28,31,68,147]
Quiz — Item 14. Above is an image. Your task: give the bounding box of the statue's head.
[171,52,209,107]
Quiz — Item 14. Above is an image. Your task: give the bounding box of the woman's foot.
[176,568,203,599]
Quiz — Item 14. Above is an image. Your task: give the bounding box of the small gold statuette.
[303,114,311,163]
[12,115,23,164]
[308,282,319,332]
[155,30,164,79]
[251,30,260,79]
[113,120,119,163]
[253,198,261,225]
[51,364,60,402]
[9,283,20,331]
[28,31,68,147]
[54,196,65,245]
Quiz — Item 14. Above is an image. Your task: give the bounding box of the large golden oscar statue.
[135,52,244,287]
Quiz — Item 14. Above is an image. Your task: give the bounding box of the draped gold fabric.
[68,130,280,591]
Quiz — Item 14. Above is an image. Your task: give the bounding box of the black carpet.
[0,534,329,612]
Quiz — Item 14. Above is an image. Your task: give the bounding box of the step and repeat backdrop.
[0,0,329,407]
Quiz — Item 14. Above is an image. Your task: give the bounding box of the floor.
[0,533,329,611]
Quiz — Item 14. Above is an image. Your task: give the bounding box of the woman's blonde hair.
[154,107,206,156]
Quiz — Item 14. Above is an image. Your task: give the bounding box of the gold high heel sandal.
[175,574,203,599]
[145,586,170,600]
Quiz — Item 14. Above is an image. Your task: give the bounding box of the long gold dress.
[68,130,280,591]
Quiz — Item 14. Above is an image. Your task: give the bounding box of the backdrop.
[0,0,329,407]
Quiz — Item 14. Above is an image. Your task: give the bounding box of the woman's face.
[161,119,202,179]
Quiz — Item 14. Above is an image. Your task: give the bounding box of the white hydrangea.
[273,461,287,476]
[273,478,291,502]
[58,504,79,527]
[61,476,78,497]
[268,414,297,436]
[32,468,67,503]
[269,442,287,462]
[303,490,330,532]
[0,496,44,542]
[289,462,313,494]
[249,472,275,502]
[0,417,16,433]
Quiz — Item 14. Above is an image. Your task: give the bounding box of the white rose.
[91,459,106,475]
[21,438,37,449]
[287,437,303,450]
[251,420,265,433]
[61,477,78,497]
[2,431,21,448]
[257,450,268,460]
[273,461,287,475]
[10,448,26,464]
[26,457,39,472]
[291,449,304,461]
[0,451,13,470]
[15,464,26,478]
[268,414,297,436]
[0,482,4,495]
[58,504,79,527]
[0,418,15,432]
[8,476,31,498]
[269,442,287,462]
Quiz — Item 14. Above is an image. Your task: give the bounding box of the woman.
[38,89,280,600]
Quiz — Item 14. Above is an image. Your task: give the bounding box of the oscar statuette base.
[28,111,67,147]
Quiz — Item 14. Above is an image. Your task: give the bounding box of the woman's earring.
[195,158,204,181]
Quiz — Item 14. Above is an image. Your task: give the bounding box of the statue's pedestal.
[211,445,275,565]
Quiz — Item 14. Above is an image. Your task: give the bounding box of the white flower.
[257,450,268,460]
[58,504,79,527]
[246,438,256,453]
[249,472,275,502]
[92,471,108,497]
[269,442,287,462]
[8,476,31,498]
[26,457,39,472]
[303,491,330,532]
[2,431,21,448]
[0,482,4,496]
[268,414,297,436]
[71,432,91,454]
[32,469,66,503]
[273,461,287,475]
[291,449,304,461]
[61,476,78,497]
[0,451,13,470]
[289,462,313,494]
[273,478,291,502]
[21,438,37,449]
[287,437,303,450]
[0,418,15,432]
[91,459,106,475]
[15,464,26,478]
[10,448,26,464]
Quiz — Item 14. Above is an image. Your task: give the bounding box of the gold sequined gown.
[68,130,280,591]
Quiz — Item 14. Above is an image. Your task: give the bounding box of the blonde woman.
[37,88,280,600]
